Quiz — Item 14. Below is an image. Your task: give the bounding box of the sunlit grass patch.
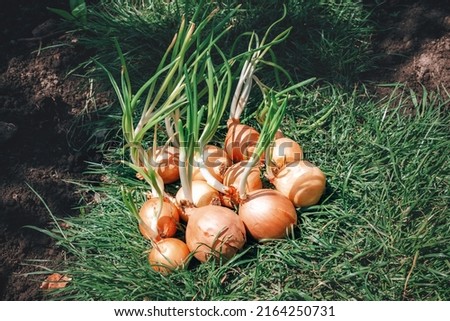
[40,85,449,300]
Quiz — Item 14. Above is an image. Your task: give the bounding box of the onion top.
[175,180,221,221]
[222,161,262,208]
[223,161,262,192]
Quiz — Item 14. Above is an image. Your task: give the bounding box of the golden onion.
[175,180,221,222]
[148,238,190,274]
[270,137,303,170]
[238,189,297,241]
[185,205,246,262]
[192,145,232,183]
[138,198,180,240]
[221,161,262,208]
[274,129,284,139]
[224,119,260,163]
[223,161,262,192]
[273,160,326,208]
[152,146,180,184]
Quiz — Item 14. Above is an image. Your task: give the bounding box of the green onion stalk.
[100,1,239,183]
[97,3,240,238]
[177,46,233,205]
[254,77,317,133]
[98,39,183,237]
[163,3,241,148]
[239,93,288,200]
[228,7,291,123]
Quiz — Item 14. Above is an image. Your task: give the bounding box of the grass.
[37,84,449,301]
[64,0,375,153]
[31,0,449,301]
[68,0,373,86]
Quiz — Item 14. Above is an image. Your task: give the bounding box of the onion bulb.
[224,161,262,192]
[139,198,180,240]
[222,161,262,207]
[185,205,246,262]
[272,160,326,208]
[175,180,221,221]
[269,137,303,170]
[151,146,180,184]
[148,238,190,274]
[192,145,231,183]
[225,119,260,163]
[274,129,284,139]
[238,189,297,241]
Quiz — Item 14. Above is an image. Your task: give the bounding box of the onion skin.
[175,180,221,222]
[152,146,180,184]
[225,119,260,163]
[185,205,246,262]
[148,238,190,274]
[274,129,284,139]
[270,137,303,170]
[273,160,326,208]
[222,161,262,208]
[192,145,232,183]
[223,161,262,192]
[238,189,297,241]
[139,198,180,240]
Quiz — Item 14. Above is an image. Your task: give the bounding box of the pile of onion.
[114,12,332,277]
[137,118,326,273]
[128,34,326,274]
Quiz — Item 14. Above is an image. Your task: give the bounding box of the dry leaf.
[40,273,72,290]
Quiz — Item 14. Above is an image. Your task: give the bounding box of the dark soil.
[0,0,100,300]
[0,0,449,300]
[363,0,450,93]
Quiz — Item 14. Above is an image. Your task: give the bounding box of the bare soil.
[0,0,100,300]
[363,0,450,93]
[0,0,449,300]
